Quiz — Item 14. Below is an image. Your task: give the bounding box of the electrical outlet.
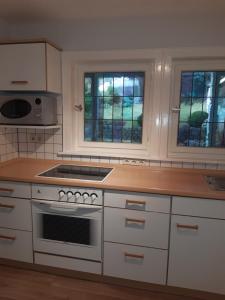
[27,133,44,143]
[36,134,44,143]
[122,159,149,166]
[28,133,36,142]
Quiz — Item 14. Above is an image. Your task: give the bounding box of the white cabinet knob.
[59,190,65,198]
[82,192,89,200]
[91,193,98,202]
[75,192,81,199]
[67,191,73,201]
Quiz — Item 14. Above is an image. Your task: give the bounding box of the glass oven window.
[41,214,91,245]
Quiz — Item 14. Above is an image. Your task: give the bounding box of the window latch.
[74,105,83,112]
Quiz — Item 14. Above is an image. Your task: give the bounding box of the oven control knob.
[67,191,74,201]
[90,193,98,202]
[75,192,81,200]
[59,190,65,198]
[82,192,89,201]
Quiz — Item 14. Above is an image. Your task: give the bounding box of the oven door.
[32,200,102,261]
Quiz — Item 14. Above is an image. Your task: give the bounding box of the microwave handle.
[31,199,102,213]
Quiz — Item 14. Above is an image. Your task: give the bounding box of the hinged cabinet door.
[0,43,46,91]
[168,215,225,295]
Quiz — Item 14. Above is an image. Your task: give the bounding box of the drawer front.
[0,181,31,199]
[104,207,169,249]
[172,196,225,219]
[104,242,167,284]
[0,197,32,231]
[104,191,170,213]
[0,228,33,263]
[35,252,101,275]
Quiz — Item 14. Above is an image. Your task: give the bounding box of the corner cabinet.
[0,41,61,93]
[168,196,225,295]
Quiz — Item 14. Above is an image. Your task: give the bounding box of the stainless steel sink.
[205,175,225,191]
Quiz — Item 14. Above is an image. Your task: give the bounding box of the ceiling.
[0,0,224,23]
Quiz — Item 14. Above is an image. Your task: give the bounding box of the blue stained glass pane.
[181,72,192,97]
[192,72,205,97]
[84,72,144,143]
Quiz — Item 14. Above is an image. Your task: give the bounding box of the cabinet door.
[0,197,32,231]
[168,215,225,295]
[0,43,46,91]
[104,242,167,284]
[0,228,33,263]
[104,207,169,249]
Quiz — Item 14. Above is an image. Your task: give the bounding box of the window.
[178,71,225,148]
[84,72,144,144]
[62,54,155,159]
[168,58,225,161]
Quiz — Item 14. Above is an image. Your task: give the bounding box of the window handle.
[172,107,181,112]
[74,105,83,111]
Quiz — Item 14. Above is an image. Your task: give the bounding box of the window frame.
[168,58,225,161]
[62,50,161,159]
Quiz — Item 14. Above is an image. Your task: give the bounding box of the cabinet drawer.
[172,196,225,219]
[104,242,167,284]
[0,181,31,199]
[104,191,170,213]
[0,228,33,263]
[0,197,32,231]
[35,252,101,275]
[104,207,169,249]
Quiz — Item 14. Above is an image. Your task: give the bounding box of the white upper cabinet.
[0,42,61,93]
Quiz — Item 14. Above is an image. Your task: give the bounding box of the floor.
[0,265,211,300]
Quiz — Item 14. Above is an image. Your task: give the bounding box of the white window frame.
[62,50,161,159]
[166,52,225,162]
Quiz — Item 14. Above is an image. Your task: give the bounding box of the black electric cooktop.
[38,165,113,181]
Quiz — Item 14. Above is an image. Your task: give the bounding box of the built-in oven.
[32,184,103,262]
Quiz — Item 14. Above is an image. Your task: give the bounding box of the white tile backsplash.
[0,97,224,170]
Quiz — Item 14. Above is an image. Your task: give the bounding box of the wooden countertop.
[0,158,225,200]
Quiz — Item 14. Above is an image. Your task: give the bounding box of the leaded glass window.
[84,72,144,143]
[178,71,225,147]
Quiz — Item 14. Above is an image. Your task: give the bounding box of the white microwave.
[0,93,57,125]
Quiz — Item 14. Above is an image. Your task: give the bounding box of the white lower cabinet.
[0,182,33,264]
[168,198,225,295]
[103,191,171,285]
[104,242,167,284]
[0,228,33,263]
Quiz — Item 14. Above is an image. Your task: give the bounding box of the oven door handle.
[31,199,102,213]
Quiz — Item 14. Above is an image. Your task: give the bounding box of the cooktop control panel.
[32,184,103,206]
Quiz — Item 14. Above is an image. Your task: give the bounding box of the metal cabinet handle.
[11,80,29,84]
[124,252,144,259]
[0,188,14,193]
[0,203,15,209]
[125,218,145,224]
[176,223,199,230]
[126,200,146,205]
[0,234,16,241]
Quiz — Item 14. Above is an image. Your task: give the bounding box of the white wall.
[0,19,9,38]
[5,14,225,50]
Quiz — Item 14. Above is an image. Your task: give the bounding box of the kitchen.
[0,1,225,299]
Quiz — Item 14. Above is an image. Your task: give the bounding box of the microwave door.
[0,99,32,120]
